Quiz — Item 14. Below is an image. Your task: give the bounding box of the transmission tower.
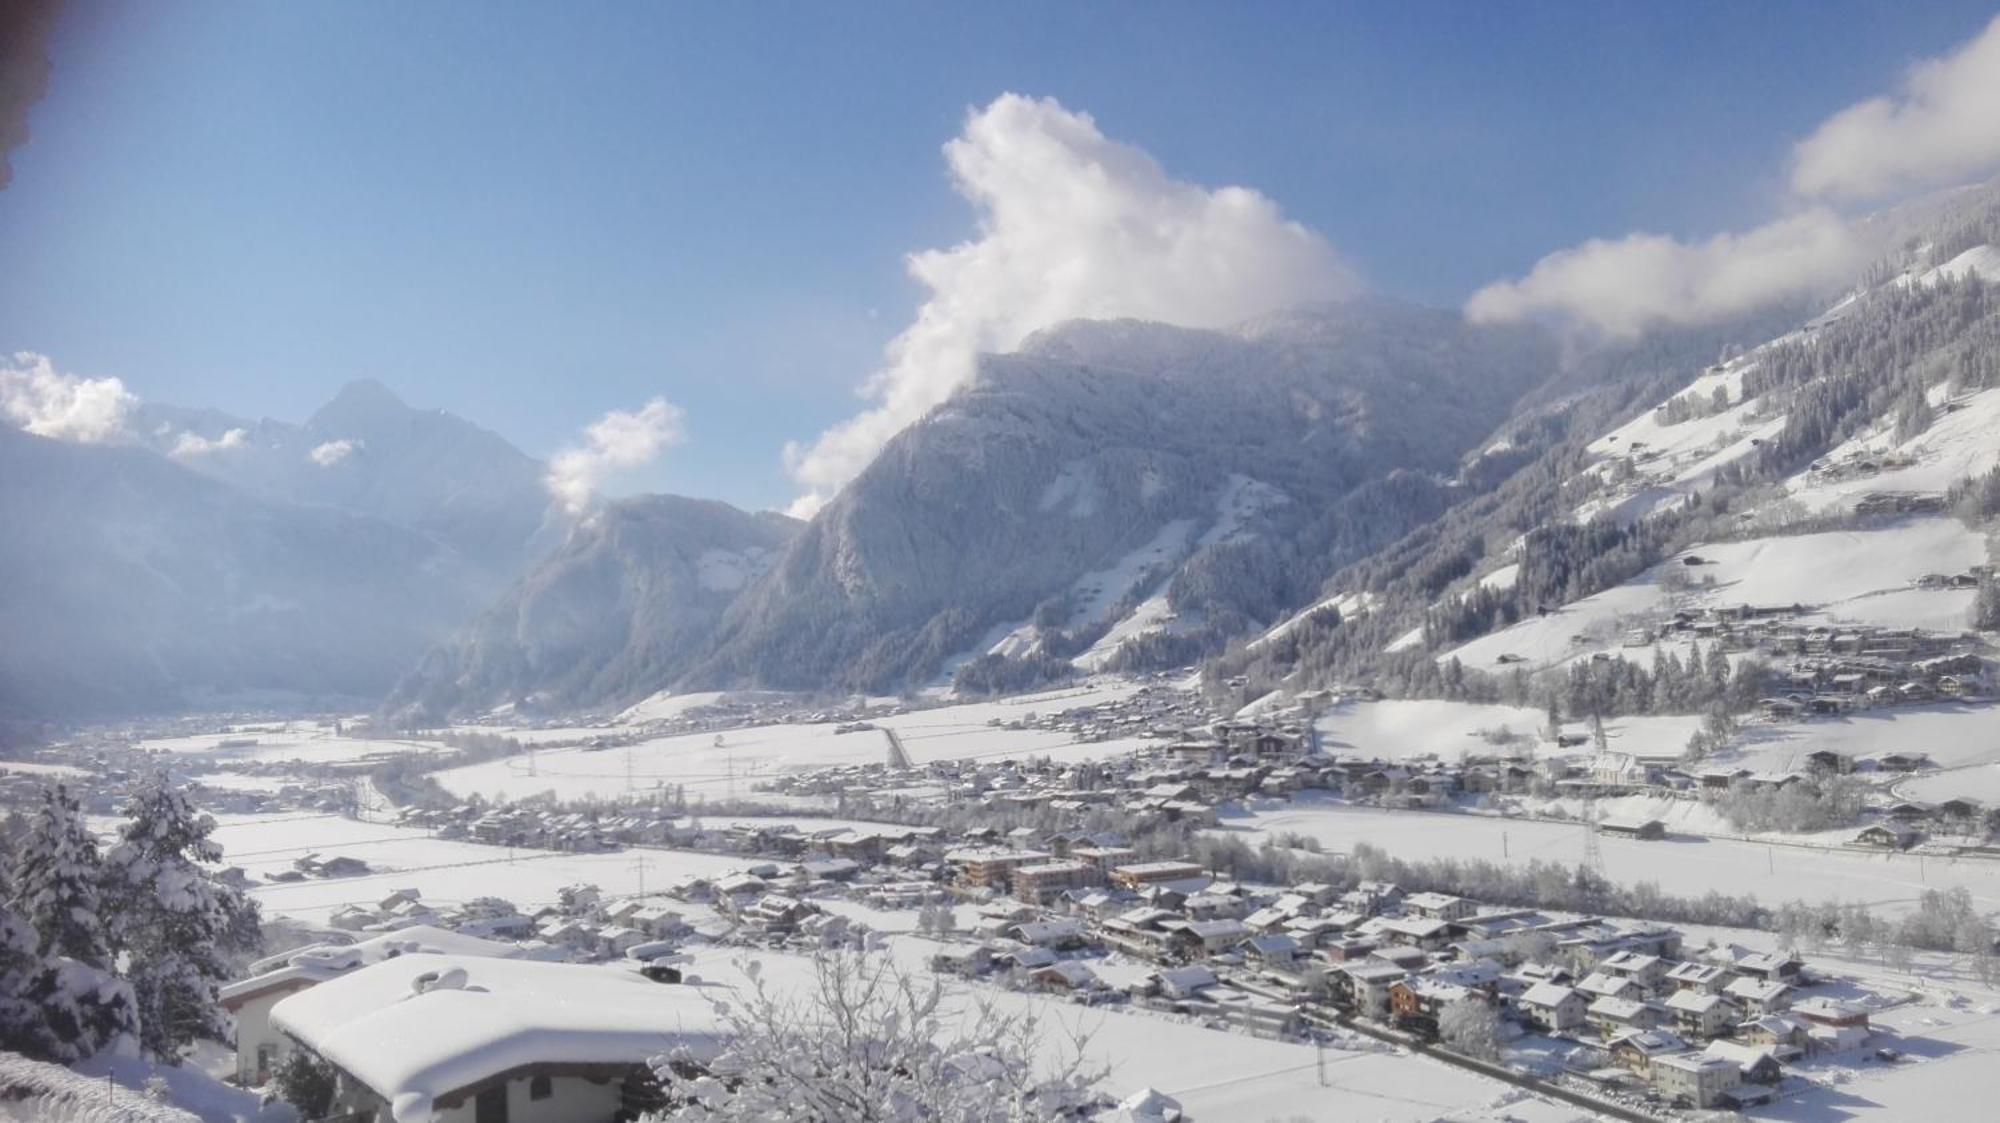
[1581,793,1606,876]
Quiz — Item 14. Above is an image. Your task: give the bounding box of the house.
[1736,1014,1809,1053]
[1372,915,1454,950]
[1516,981,1586,1033]
[268,955,727,1123]
[1701,1040,1785,1085]
[1010,860,1099,905]
[1792,996,1869,1032]
[220,925,522,1088]
[1598,951,1668,992]
[1663,961,1727,993]
[1723,977,1793,1016]
[1150,965,1219,1001]
[1587,996,1659,1037]
[1651,1052,1740,1109]
[1733,950,1803,984]
[1109,861,1209,891]
[1007,918,1090,950]
[1028,960,1103,994]
[929,944,991,977]
[1853,822,1920,849]
[1606,1028,1687,1072]
[1401,892,1474,921]
[1663,990,1736,1039]
[1336,961,1407,1018]
[1598,818,1666,841]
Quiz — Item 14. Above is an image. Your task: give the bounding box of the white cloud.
[1465,209,1871,336]
[169,427,248,458]
[1793,14,2000,202]
[783,92,1359,517]
[308,438,360,467]
[0,352,138,443]
[546,397,684,514]
[1469,16,2000,335]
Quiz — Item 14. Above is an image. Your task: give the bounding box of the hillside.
[385,495,800,720]
[1234,183,2000,714]
[0,426,491,726]
[684,298,1560,694]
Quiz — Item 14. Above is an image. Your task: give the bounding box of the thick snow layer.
[135,725,451,766]
[1249,591,1374,651]
[271,956,728,1123]
[1444,518,1984,671]
[1313,700,1698,764]
[1789,385,2000,512]
[613,690,733,726]
[1226,796,2000,915]
[1727,702,2000,774]
[437,682,1150,805]
[1906,243,2000,288]
[207,814,752,922]
[671,943,1555,1123]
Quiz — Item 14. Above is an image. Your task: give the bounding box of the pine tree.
[12,784,113,969]
[102,772,255,1060]
[0,850,138,1064]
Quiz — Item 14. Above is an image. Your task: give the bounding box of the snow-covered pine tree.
[0,854,138,1064]
[102,772,256,1060]
[12,783,114,969]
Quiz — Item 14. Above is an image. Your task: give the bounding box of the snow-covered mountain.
[0,381,562,727]
[136,379,555,577]
[683,298,1559,694]
[0,424,492,725]
[385,495,800,720]
[1236,182,2000,698]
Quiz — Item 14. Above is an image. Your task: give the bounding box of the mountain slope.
[685,299,1560,693]
[385,495,801,719]
[0,426,489,725]
[139,379,553,579]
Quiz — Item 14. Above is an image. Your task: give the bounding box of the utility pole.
[1502,831,1510,859]
[1581,794,1605,876]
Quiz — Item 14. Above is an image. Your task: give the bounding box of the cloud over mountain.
[546,397,684,514]
[1792,14,2000,202]
[1469,16,2000,335]
[782,92,1358,517]
[0,352,137,443]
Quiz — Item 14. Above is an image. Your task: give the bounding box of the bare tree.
[648,953,1108,1122]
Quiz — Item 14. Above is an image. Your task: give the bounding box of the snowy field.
[135,726,451,767]
[1443,518,1985,671]
[1726,702,2000,774]
[203,813,756,923]
[1224,796,2000,915]
[436,681,1152,804]
[1312,699,1701,764]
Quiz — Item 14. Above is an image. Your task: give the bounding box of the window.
[529,1075,553,1101]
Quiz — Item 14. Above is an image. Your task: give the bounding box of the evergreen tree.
[102,772,253,1060]
[12,784,113,968]
[0,853,138,1064]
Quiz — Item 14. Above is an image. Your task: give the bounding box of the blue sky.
[3,1,1997,511]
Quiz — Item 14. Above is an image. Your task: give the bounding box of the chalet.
[1587,996,1658,1038]
[1606,1028,1686,1072]
[1149,965,1219,1001]
[1663,990,1736,1039]
[1241,933,1302,969]
[268,956,727,1123]
[929,944,991,977]
[1516,981,1586,1033]
[1663,961,1727,993]
[1700,1040,1784,1085]
[1854,822,1921,850]
[1028,961,1103,994]
[1335,961,1407,1018]
[1598,951,1669,992]
[1733,950,1803,984]
[1651,1052,1740,1109]
[1792,996,1869,1032]
[220,926,523,1087]
[1371,915,1454,950]
[1007,918,1090,950]
[1598,817,1666,841]
[1401,892,1475,921]
[1723,977,1793,1016]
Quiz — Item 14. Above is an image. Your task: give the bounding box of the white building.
[269,955,728,1123]
[220,925,521,1087]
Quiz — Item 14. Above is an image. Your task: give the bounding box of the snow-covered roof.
[224,924,522,1007]
[271,955,728,1123]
